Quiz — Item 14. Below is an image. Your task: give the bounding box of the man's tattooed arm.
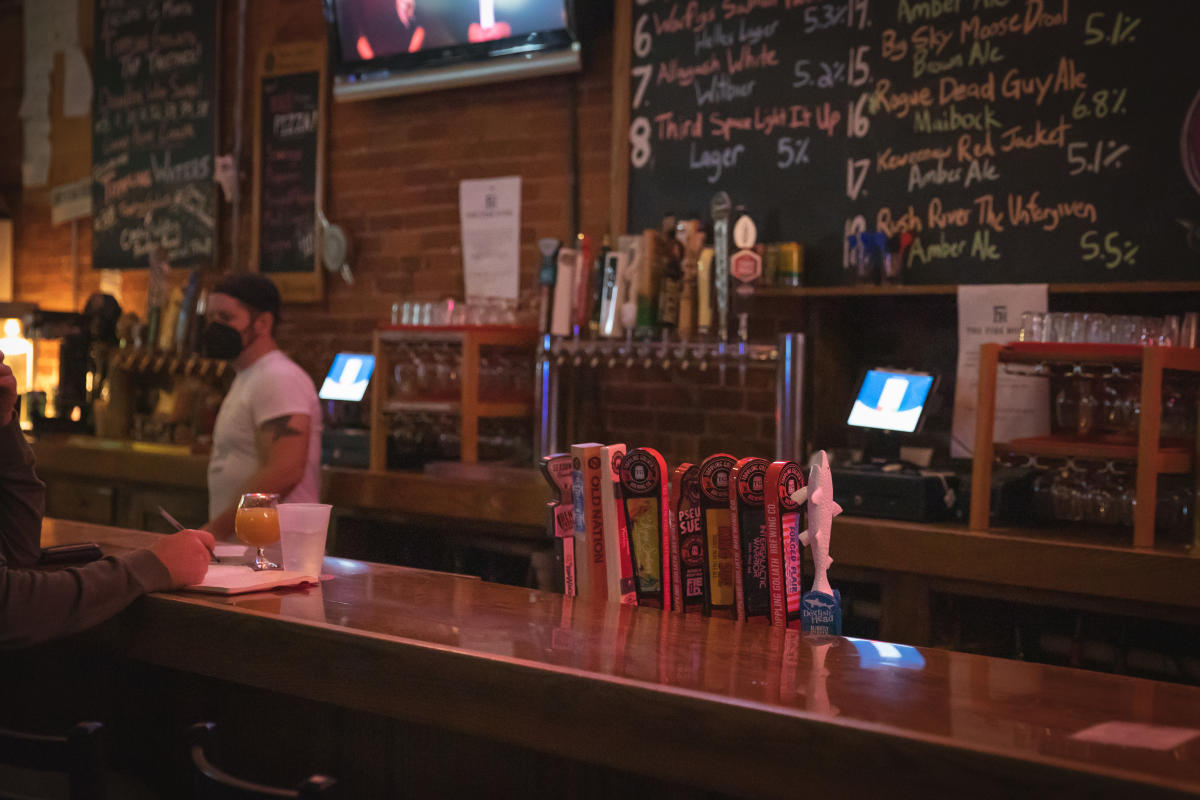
[259,414,305,442]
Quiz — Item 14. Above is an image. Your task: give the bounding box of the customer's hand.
[0,352,17,426]
[151,529,216,587]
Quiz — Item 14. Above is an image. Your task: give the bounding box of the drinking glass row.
[385,413,530,468]
[1027,460,1192,536]
[1051,371,1195,438]
[391,296,536,328]
[389,342,531,403]
[1019,312,1200,346]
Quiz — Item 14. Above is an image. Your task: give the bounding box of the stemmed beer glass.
[237,493,281,571]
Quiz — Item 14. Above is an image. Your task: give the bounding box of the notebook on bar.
[183,565,319,595]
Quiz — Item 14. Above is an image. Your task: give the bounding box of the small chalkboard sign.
[252,42,327,302]
[91,0,219,271]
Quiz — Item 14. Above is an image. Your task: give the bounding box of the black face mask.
[199,321,245,360]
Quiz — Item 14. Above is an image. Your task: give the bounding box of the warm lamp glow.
[0,318,33,393]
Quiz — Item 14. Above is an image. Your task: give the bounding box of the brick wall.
[1,0,777,466]
[583,364,778,468]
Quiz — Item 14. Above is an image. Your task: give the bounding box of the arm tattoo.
[260,414,304,443]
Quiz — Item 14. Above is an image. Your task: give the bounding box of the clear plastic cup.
[277,503,332,576]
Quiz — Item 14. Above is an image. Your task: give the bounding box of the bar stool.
[0,721,105,800]
[185,723,337,799]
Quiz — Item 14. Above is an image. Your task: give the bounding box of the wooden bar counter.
[10,519,1200,798]
[29,436,1200,649]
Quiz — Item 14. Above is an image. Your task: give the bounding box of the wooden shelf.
[996,436,1194,473]
[378,325,539,346]
[372,326,538,467]
[477,401,534,418]
[1001,343,1200,370]
[756,284,956,297]
[382,400,532,418]
[384,400,461,414]
[973,342,1200,548]
[757,281,1200,299]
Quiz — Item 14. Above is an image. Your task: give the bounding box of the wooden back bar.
[32,437,1200,614]
[41,519,1200,798]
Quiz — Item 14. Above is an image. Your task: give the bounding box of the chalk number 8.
[630,117,652,168]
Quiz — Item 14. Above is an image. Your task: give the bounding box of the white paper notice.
[50,178,92,225]
[951,285,1050,458]
[18,70,50,121]
[62,46,92,118]
[21,120,51,188]
[20,1,52,120]
[459,176,521,302]
[21,0,53,187]
[50,0,78,50]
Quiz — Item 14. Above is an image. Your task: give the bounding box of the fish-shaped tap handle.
[791,451,843,635]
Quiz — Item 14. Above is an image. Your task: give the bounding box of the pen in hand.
[158,506,218,564]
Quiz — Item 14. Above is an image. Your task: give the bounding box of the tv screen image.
[336,0,568,62]
[319,353,377,402]
[326,0,579,99]
[846,369,934,434]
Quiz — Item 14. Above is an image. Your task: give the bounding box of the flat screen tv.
[324,0,580,101]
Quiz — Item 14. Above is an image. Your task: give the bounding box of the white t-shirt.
[208,350,323,519]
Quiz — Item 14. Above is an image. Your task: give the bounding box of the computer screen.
[846,369,934,434]
[318,353,376,402]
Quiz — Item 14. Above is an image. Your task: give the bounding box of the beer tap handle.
[711,192,732,343]
[675,343,691,371]
[737,313,749,388]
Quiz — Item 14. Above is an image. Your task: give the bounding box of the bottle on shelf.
[589,235,610,337]
[657,232,683,331]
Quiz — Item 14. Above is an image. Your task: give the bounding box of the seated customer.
[0,353,213,649]
[201,274,321,540]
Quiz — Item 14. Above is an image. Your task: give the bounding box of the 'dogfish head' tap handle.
[791,450,843,635]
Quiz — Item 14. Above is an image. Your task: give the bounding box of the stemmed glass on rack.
[1022,456,1135,528]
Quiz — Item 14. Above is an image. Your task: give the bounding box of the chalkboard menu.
[251,42,326,303]
[91,0,218,271]
[257,70,320,274]
[626,1,1200,286]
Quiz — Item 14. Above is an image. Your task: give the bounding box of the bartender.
[200,274,321,540]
